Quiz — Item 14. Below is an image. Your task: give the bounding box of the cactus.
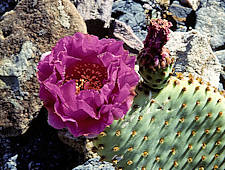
[92,19,225,170]
[138,18,174,89]
[93,75,225,169]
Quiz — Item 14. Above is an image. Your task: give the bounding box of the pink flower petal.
[47,106,66,129]
[37,61,53,82]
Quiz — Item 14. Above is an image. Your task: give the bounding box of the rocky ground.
[0,0,224,169]
[0,108,85,170]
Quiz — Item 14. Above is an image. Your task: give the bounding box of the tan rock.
[113,19,144,53]
[0,0,87,137]
[165,30,222,88]
[72,0,114,28]
[156,0,170,8]
[180,0,200,11]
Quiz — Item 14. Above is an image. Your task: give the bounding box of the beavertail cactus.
[138,18,174,89]
[94,75,225,169]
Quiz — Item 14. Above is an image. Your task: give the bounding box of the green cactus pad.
[93,76,225,170]
[139,64,174,89]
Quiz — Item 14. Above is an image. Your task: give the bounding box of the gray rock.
[168,0,193,32]
[180,0,200,10]
[140,0,153,2]
[0,0,87,137]
[73,158,114,170]
[214,50,225,89]
[111,0,126,12]
[195,0,225,49]
[4,154,18,170]
[0,41,40,137]
[112,0,147,40]
[135,12,146,25]
[165,30,222,88]
[119,12,138,28]
[112,0,169,40]
[72,0,114,28]
[199,0,225,8]
[143,3,152,10]
[214,50,225,67]
[0,41,37,80]
[112,19,144,53]
[169,1,192,19]
[0,137,12,169]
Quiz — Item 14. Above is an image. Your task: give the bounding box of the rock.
[0,0,87,137]
[84,139,99,160]
[0,0,18,16]
[199,0,224,8]
[0,137,12,168]
[155,0,170,8]
[143,3,152,10]
[214,50,225,89]
[58,129,98,160]
[112,0,147,40]
[112,0,170,40]
[73,158,114,170]
[180,0,200,10]
[166,0,194,32]
[72,0,114,28]
[165,30,222,88]
[112,19,144,53]
[3,154,18,170]
[0,110,85,169]
[58,129,86,153]
[195,0,225,49]
[215,50,225,67]
[168,1,192,19]
[119,12,139,28]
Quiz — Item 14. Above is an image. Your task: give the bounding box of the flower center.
[65,63,107,94]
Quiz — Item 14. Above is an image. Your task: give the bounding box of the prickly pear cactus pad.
[93,75,225,170]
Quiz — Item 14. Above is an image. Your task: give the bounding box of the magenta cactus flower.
[137,19,174,89]
[37,32,139,137]
[144,18,172,51]
[139,18,173,70]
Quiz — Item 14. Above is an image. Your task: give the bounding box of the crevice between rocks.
[85,19,113,38]
[214,43,225,51]
[0,0,18,17]
[0,76,20,94]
